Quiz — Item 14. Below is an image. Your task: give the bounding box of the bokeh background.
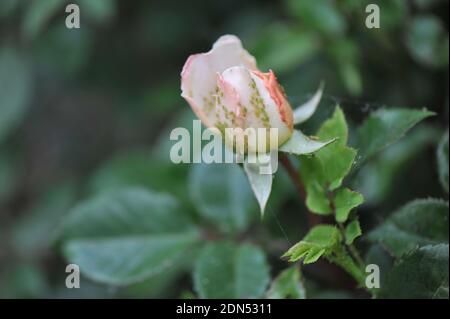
[0,0,448,298]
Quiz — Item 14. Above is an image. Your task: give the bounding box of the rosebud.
[181,35,293,154]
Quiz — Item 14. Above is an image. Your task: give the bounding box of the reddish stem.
[279,154,321,228]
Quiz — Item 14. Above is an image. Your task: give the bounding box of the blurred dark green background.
[0,0,448,298]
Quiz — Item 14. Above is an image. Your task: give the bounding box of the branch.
[279,153,321,228]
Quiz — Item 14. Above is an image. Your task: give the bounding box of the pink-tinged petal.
[216,73,245,127]
[212,35,257,67]
[252,70,293,131]
[180,35,257,128]
[219,66,293,151]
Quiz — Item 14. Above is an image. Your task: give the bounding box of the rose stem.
[279,153,321,228]
[329,193,365,269]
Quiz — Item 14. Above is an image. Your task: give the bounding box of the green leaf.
[317,105,349,145]
[299,106,357,214]
[292,82,324,124]
[380,244,449,299]
[354,124,440,205]
[280,130,335,155]
[22,0,65,39]
[437,130,449,193]
[320,147,357,191]
[309,106,356,188]
[0,264,49,298]
[304,247,326,264]
[88,151,189,202]
[334,188,364,223]
[378,0,408,30]
[355,108,435,161]
[58,187,200,286]
[365,244,395,289]
[368,199,449,257]
[0,0,19,18]
[338,58,362,96]
[254,24,319,73]
[329,39,362,96]
[78,0,117,24]
[286,0,346,36]
[64,233,198,286]
[119,259,196,298]
[345,220,362,245]
[34,24,93,77]
[284,225,366,284]
[266,266,306,299]
[0,48,32,143]
[406,16,449,68]
[305,180,331,214]
[194,242,270,298]
[189,163,256,233]
[283,225,341,264]
[12,183,76,259]
[0,151,19,203]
